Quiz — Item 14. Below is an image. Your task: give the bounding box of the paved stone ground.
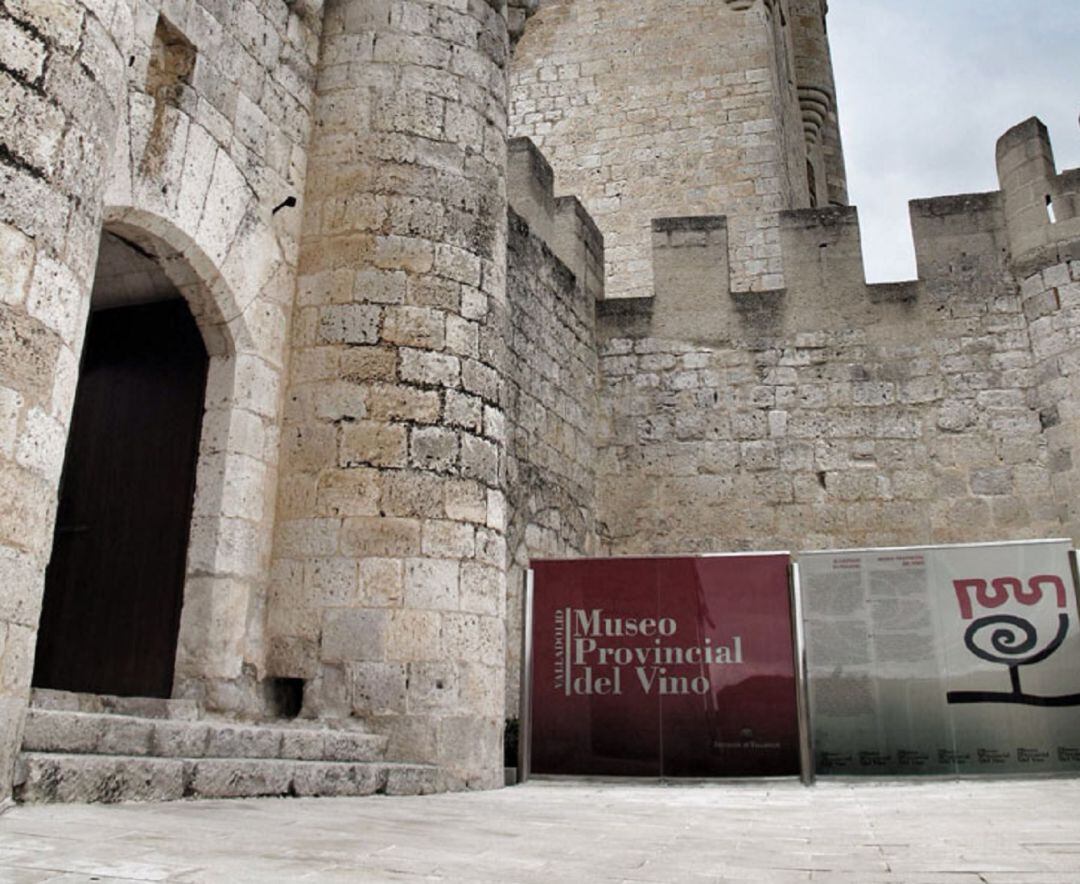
[1,778,1079,882]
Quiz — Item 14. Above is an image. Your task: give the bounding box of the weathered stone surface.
[15,753,436,804]
[266,0,511,793]
[16,755,186,804]
[2,0,1079,813]
[21,708,387,763]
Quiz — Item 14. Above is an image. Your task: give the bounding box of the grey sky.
[827,0,1080,282]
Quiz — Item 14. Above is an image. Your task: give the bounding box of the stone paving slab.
[0,779,1079,882]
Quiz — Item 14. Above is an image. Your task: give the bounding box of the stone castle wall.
[595,200,1064,556]
[265,0,513,790]
[585,120,1080,562]
[0,0,321,801]
[509,0,843,298]
[2,0,1079,804]
[504,138,605,715]
[1025,258,1080,541]
[112,0,321,717]
[0,0,129,806]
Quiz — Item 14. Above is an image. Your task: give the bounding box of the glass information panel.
[800,540,1080,776]
[529,555,800,778]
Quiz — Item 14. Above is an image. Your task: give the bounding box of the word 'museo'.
[553,608,743,696]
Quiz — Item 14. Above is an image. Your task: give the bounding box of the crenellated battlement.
[589,117,1079,347]
[508,118,1077,350]
[589,118,1080,564]
[996,118,1080,277]
[507,137,605,303]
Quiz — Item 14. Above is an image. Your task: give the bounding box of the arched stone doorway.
[33,231,210,698]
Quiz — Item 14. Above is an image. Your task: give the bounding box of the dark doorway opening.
[33,270,209,698]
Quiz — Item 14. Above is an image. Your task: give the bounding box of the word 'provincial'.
[553,608,744,697]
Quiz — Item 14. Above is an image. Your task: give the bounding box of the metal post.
[1069,549,1080,610]
[518,569,535,783]
[789,562,815,786]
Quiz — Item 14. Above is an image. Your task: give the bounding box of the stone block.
[191,758,292,799]
[279,729,328,762]
[436,715,501,785]
[205,724,283,760]
[313,380,368,422]
[445,314,479,358]
[0,543,40,627]
[0,695,24,800]
[306,558,360,606]
[384,763,439,796]
[318,304,381,344]
[385,609,442,663]
[282,422,338,472]
[266,635,321,680]
[400,348,460,388]
[275,518,340,559]
[445,479,487,523]
[441,613,503,666]
[365,383,441,423]
[152,721,212,758]
[422,520,475,558]
[474,529,507,570]
[322,730,386,763]
[95,715,154,756]
[459,562,502,616]
[16,754,184,804]
[461,359,500,403]
[406,662,459,712]
[0,619,35,694]
[377,469,442,519]
[382,305,445,349]
[21,710,104,755]
[340,516,421,558]
[321,609,388,663]
[459,433,499,485]
[358,557,405,608]
[404,558,460,611]
[316,468,382,518]
[291,762,383,797]
[350,661,407,715]
[410,425,459,471]
[444,390,483,431]
[0,306,62,408]
[27,256,82,346]
[340,421,408,468]
[0,224,34,308]
[340,346,398,384]
[372,234,436,274]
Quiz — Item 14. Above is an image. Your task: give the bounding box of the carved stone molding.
[799,85,833,145]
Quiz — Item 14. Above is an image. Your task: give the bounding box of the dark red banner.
[529,555,800,778]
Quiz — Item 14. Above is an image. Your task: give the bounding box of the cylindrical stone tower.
[269,0,511,790]
[790,0,848,207]
[0,2,130,800]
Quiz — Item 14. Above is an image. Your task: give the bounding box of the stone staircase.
[14,690,439,804]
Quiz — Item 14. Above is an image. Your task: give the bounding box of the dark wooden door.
[33,299,209,698]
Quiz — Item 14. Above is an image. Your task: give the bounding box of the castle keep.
[0,0,1078,802]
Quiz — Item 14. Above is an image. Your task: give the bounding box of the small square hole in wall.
[270,677,306,719]
[147,16,197,104]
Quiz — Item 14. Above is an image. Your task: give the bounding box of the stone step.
[14,753,440,804]
[30,688,200,721]
[23,709,388,763]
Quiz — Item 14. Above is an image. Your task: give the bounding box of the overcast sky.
[827,0,1080,282]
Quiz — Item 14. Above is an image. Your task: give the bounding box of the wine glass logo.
[947,575,1080,707]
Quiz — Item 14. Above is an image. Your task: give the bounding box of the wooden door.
[33,299,209,698]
